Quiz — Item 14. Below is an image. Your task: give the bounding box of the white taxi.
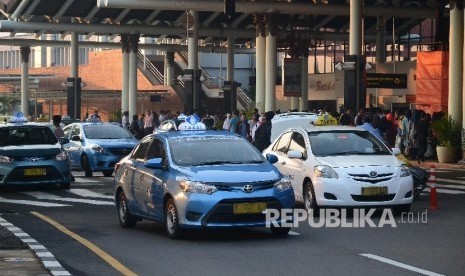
[263,119,413,215]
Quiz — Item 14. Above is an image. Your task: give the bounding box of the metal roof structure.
[0,0,442,47]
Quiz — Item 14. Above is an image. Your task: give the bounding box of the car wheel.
[82,155,93,177]
[392,204,411,216]
[103,171,113,177]
[270,225,291,236]
[165,198,183,239]
[304,181,320,216]
[118,191,136,228]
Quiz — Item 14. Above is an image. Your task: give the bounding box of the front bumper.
[0,161,71,186]
[174,188,295,229]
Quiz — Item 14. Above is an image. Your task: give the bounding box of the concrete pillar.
[376,16,386,63]
[254,14,266,113]
[265,13,278,112]
[349,0,363,115]
[290,97,299,111]
[121,34,130,114]
[449,3,464,124]
[164,51,175,86]
[20,46,30,116]
[188,10,199,109]
[129,34,139,123]
[70,32,79,78]
[300,57,309,112]
[227,36,235,82]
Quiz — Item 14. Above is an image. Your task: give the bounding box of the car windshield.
[169,136,265,166]
[308,130,391,157]
[0,126,58,146]
[83,124,133,139]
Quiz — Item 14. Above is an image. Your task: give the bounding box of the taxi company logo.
[369,171,378,177]
[242,184,254,193]
[27,157,39,162]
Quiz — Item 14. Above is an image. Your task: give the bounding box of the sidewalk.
[1,159,464,275]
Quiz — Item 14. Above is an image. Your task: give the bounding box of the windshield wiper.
[191,161,229,166]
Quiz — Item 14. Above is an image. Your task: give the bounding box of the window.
[288,132,307,159]
[132,137,152,161]
[63,125,72,138]
[83,125,132,139]
[71,125,81,138]
[147,139,166,160]
[273,132,292,154]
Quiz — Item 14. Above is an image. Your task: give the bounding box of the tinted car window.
[169,136,264,166]
[71,125,81,137]
[83,125,132,139]
[132,137,152,160]
[147,139,166,160]
[288,132,307,158]
[0,126,57,146]
[273,132,292,153]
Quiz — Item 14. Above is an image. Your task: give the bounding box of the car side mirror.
[287,150,303,159]
[266,153,278,164]
[71,135,81,142]
[145,158,164,169]
[391,147,401,156]
[59,137,69,144]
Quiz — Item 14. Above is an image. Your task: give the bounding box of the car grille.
[5,166,63,183]
[14,155,56,161]
[212,180,276,192]
[108,148,132,157]
[202,197,282,225]
[351,194,396,202]
[347,173,394,184]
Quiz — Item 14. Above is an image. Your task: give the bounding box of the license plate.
[361,186,388,196]
[24,168,46,176]
[233,202,267,214]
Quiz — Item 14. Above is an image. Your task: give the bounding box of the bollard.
[429,165,438,210]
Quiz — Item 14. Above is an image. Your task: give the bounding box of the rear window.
[83,124,132,139]
[0,126,58,146]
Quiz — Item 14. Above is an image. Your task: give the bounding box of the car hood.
[86,138,138,147]
[0,144,62,157]
[315,155,401,168]
[176,163,281,183]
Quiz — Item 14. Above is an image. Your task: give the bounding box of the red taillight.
[114,163,121,172]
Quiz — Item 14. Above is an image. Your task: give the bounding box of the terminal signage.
[283,58,302,97]
[366,73,407,89]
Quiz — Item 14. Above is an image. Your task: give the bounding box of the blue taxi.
[0,112,71,189]
[62,122,139,177]
[114,115,295,238]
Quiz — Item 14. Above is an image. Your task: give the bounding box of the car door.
[129,137,153,215]
[280,131,309,200]
[63,124,83,169]
[270,131,293,175]
[136,138,168,219]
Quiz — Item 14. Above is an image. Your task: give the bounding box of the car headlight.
[400,165,412,177]
[55,152,68,161]
[314,165,339,178]
[274,176,293,191]
[178,179,217,194]
[0,155,13,163]
[90,144,105,153]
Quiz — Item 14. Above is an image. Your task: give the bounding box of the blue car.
[114,116,295,239]
[0,113,71,189]
[62,122,139,177]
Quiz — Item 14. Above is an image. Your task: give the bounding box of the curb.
[0,216,71,276]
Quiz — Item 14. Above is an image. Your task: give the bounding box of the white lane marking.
[435,178,465,185]
[23,192,114,206]
[66,189,114,199]
[424,188,465,194]
[73,177,99,183]
[359,254,445,276]
[288,230,300,236]
[434,184,465,190]
[0,196,71,207]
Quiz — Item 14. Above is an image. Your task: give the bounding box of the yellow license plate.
[361,186,388,196]
[233,202,267,214]
[24,168,46,176]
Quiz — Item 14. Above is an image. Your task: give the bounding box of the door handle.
[280,161,286,165]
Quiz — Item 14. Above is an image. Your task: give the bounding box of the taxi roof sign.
[178,115,206,131]
[8,112,29,123]
[313,114,338,126]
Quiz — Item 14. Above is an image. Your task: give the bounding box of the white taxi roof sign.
[178,115,206,131]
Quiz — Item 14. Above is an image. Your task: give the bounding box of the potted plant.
[431,115,461,163]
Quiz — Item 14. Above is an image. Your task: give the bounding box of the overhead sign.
[283,58,302,97]
[366,73,407,89]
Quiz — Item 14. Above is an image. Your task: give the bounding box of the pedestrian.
[50,115,64,139]
[253,111,273,152]
[144,110,154,135]
[359,112,385,143]
[228,110,240,133]
[121,111,129,129]
[222,113,231,131]
[87,110,101,122]
[129,114,143,139]
[236,112,251,140]
[416,111,430,164]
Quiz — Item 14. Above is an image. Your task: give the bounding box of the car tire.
[304,181,320,216]
[270,226,291,236]
[118,191,136,228]
[103,171,113,177]
[165,198,183,239]
[60,182,70,189]
[82,155,93,177]
[392,204,411,216]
